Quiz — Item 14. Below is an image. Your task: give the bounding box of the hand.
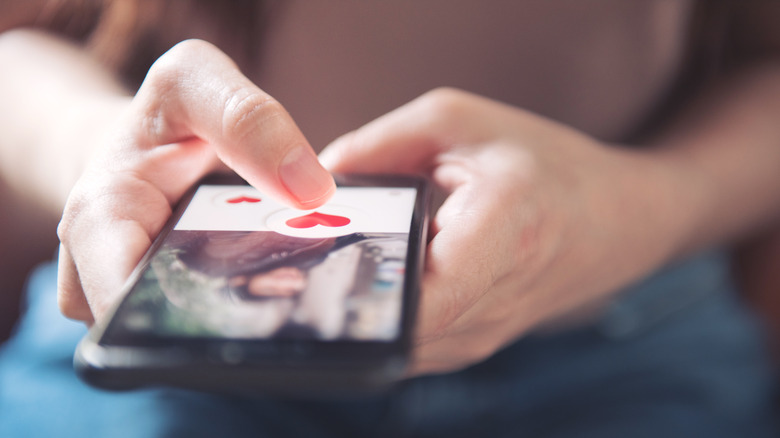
[57,40,335,324]
[321,88,694,375]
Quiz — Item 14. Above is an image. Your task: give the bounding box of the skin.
[320,84,780,373]
[1,17,780,376]
[50,38,336,324]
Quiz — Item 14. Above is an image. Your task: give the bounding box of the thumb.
[319,88,497,175]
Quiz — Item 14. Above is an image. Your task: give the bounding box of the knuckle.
[416,87,470,122]
[136,68,181,143]
[221,91,283,143]
[471,338,500,362]
[148,39,215,82]
[421,86,466,104]
[143,38,231,99]
[56,216,70,245]
[57,282,89,322]
[137,40,221,138]
[57,192,88,245]
[144,50,185,93]
[166,38,214,58]
[57,291,82,320]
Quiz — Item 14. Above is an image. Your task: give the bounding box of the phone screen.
[100,181,420,345]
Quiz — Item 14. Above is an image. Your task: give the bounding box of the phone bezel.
[75,172,430,393]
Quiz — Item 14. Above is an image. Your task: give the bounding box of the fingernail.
[279,146,335,206]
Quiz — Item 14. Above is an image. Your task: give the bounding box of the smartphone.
[75,173,429,396]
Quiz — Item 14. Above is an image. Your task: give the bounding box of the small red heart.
[286,212,351,229]
[227,196,261,204]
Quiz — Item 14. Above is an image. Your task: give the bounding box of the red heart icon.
[227,196,261,204]
[286,212,351,229]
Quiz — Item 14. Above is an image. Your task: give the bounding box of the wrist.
[599,145,711,273]
[636,145,719,259]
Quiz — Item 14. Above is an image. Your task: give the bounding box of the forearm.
[651,63,780,257]
[0,29,130,217]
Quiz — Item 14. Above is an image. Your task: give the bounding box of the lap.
[0,253,777,437]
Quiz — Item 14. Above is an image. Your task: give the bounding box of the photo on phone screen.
[99,177,422,347]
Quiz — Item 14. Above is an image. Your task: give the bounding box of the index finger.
[129,39,335,209]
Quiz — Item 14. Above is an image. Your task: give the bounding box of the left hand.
[56,40,335,324]
[320,88,696,376]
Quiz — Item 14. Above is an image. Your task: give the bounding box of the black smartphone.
[75,173,429,396]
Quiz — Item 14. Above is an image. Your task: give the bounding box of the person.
[0,1,779,436]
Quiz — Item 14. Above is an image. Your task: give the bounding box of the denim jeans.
[0,252,777,437]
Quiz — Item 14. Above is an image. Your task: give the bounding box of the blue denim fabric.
[0,252,777,437]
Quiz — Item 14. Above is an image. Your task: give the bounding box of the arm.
[0,29,129,216]
[0,29,125,337]
[669,2,780,351]
[717,2,780,353]
[652,66,780,256]
[659,67,780,354]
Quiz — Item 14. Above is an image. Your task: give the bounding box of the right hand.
[57,40,335,324]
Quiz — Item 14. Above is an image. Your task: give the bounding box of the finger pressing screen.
[129,39,335,209]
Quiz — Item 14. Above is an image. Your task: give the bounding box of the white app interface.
[176,185,417,237]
